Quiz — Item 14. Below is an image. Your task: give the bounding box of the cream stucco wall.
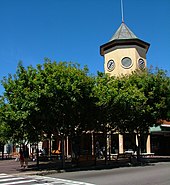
[104,45,147,77]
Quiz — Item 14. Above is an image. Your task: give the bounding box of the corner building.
[100,22,151,154]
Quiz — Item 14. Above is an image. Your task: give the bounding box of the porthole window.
[121,57,132,69]
[138,58,145,70]
[107,59,115,71]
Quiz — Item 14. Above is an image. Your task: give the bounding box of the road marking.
[0,173,95,185]
[0,174,7,176]
[0,175,13,179]
[31,175,95,185]
[0,177,25,182]
[0,179,37,185]
[0,174,37,185]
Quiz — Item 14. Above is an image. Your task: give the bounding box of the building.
[100,22,150,76]
[100,21,151,154]
[150,120,170,155]
[99,21,170,156]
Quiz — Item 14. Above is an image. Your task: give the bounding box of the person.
[23,146,29,168]
[19,149,24,167]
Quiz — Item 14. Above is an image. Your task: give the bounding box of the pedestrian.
[19,149,24,167]
[23,146,29,168]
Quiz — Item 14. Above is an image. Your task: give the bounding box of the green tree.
[35,60,95,166]
[2,59,95,166]
[0,97,13,159]
[2,62,42,144]
[115,69,170,160]
[92,72,120,162]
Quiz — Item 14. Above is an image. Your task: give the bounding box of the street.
[0,160,170,185]
[48,162,170,185]
[0,173,94,185]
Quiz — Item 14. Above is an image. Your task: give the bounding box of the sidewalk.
[0,159,70,175]
[0,159,38,175]
[1,156,170,176]
[0,158,131,175]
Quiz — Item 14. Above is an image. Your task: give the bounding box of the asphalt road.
[48,162,170,185]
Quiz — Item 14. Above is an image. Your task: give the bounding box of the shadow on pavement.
[1,156,170,175]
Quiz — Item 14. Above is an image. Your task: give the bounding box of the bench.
[140,153,155,158]
[110,153,132,160]
[110,154,118,160]
[117,153,132,161]
[78,155,95,162]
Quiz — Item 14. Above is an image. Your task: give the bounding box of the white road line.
[0,174,37,185]
[0,173,95,185]
[0,175,13,179]
[0,177,25,182]
[0,174,7,176]
[0,179,37,185]
[31,175,95,185]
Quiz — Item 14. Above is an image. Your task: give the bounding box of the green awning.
[150,126,161,132]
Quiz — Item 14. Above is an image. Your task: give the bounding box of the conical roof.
[100,22,150,56]
[110,22,137,41]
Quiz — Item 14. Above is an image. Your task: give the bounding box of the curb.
[17,162,132,176]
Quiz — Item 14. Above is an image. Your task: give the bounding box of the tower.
[100,22,150,76]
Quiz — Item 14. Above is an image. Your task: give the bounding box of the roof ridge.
[109,22,137,41]
[123,23,135,38]
[118,23,124,39]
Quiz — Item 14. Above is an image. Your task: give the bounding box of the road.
[0,173,94,185]
[0,160,170,185]
[48,162,170,185]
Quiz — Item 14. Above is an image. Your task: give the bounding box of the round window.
[138,58,145,70]
[107,59,115,71]
[121,57,132,68]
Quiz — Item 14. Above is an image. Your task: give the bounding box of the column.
[136,134,139,155]
[66,136,69,157]
[119,134,124,153]
[146,134,151,154]
[136,135,138,147]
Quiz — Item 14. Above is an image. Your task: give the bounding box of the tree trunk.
[36,144,39,168]
[49,133,52,158]
[61,135,65,169]
[2,144,4,159]
[104,131,108,165]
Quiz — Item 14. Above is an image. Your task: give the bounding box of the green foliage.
[92,69,170,158]
[1,58,170,147]
[92,73,119,131]
[1,59,95,143]
[0,98,12,143]
[93,69,170,134]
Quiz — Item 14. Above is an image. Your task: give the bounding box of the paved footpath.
[0,160,95,185]
[0,159,43,175]
[0,159,24,174]
[0,159,61,175]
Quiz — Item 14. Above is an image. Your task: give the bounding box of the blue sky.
[0,0,170,94]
